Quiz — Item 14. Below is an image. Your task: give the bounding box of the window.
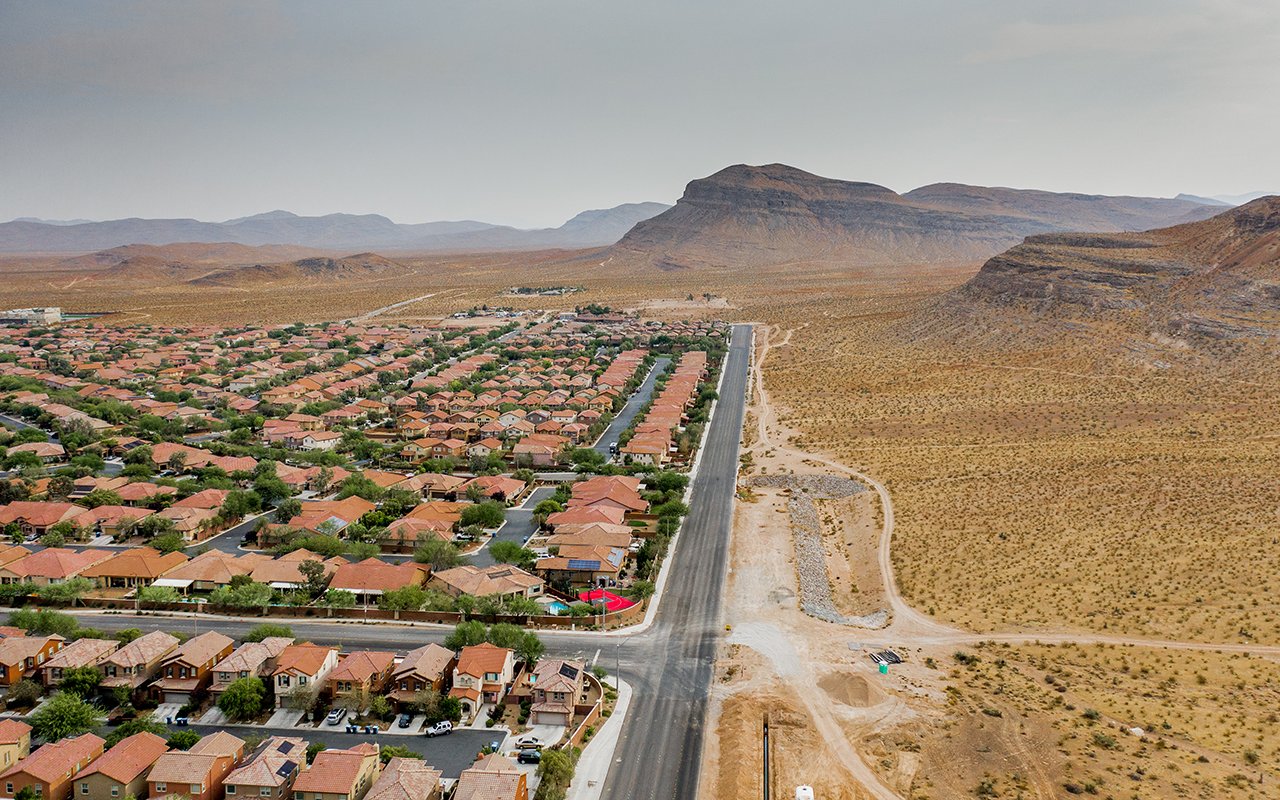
[299,676,306,685]
[34,787,42,797]
[227,786,236,794]
[111,786,119,797]
[5,782,11,794]
[240,671,248,678]
[279,675,290,687]
[81,784,89,795]
[260,789,272,797]
[220,673,230,681]
[191,784,202,794]
[156,783,167,793]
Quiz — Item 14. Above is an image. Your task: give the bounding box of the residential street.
[591,357,670,456]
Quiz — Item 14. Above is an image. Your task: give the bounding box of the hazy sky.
[3,0,1278,228]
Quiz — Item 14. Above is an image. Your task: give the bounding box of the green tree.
[47,474,74,500]
[210,581,273,609]
[168,730,203,750]
[534,749,576,800]
[486,622,525,650]
[369,695,394,722]
[297,560,329,597]
[217,677,266,721]
[378,585,426,611]
[412,540,466,571]
[105,714,169,748]
[244,623,293,642]
[438,695,462,723]
[7,679,42,708]
[59,666,104,698]
[135,585,182,604]
[16,786,37,800]
[219,489,261,523]
[275,498,303,524]
[412,687,440,718]
[320,589,357,608]
[29,691,99,740]
[347,541,381,561]
[517,631,546,666]
[39,530,67,548]
[532,498,563,517]
[443,620,488,650]
[628,580,655,608]
[8,607,78,636]
[487,541,536,570]
[305,741,325,764]
[460,501,505,529]
[150,531,187,555]
[113,628,142,645]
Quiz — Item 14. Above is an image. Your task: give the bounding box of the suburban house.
[528,660,587,727]
[80,547,189,590]
[327,651,396,709]
[157,551,269,593]
[0,547,113,586]
[0,732,104,800]
[153,631,235,704]
[535,545,627,590]
[100,631,180,691]
[0,720,31,772]
[292,743,382,800]
[327,559,430,606]
[0,502,87,538]
[222,736,308,800]
[388,644,455,711]
[73,731,170,800]
[272,643,339,709]
[209,637,293,697]
[147,731,244,800]
[366,757,442,800]
[427,565,544,600]
[0,634,64,686]
[453,754,527,800]
[41,638,119,687]
[449,644,515,717]
[249,551,347,591]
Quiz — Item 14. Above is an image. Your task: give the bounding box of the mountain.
[188,252,414,287]
[0,202,671,253]
[1212,191,1279,206]
[607,164,1221,271]
[58,242,332,270]
[12,217,96,226]
[944,196,1280,341]
[1176,193,1232,207]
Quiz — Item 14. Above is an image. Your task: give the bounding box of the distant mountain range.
[0,202,672,254]
[607,164,1226,270]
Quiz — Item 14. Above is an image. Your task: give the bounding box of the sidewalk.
[566,678,632,800]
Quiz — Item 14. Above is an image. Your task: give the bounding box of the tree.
[535,749,576,800]
[113,628,142,644]
[370,695,394,721]
[460,501,505,529]
[135,585,182,604]
[16,787,37,800]
[167,451,188,473]
[464,483,485,504]
[244,623,293,642]
[39,530,67,547]
[348,541,381,561]
[313,466,334,496]
[168,730,203,750]
[628,580,655,608]
[320,589,357,608]
[217,677,266,721]
[59,666,104,698]
[210,581,272,609]
[379,585,426,611]
[488,541,536,570]
[151,531,187,555]
[105,714,169,748]
[305,741,325,764]
[412,540,466,571]
[517,631,546,666]
[486,623,525,650]
[533,499,563,518]
[334,689,364,713]
[412,687,441,718]
[298,560,329,597]
[9,607,78,636]
[219,489,261,523]
[29,691,99,740]
[7,679,42,709]
[443,620,488,650]
[47,474,74,500]
[438,695,462,723]
[275,498,303,524]
[281,683,320,715]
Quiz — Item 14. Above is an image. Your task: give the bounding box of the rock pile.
[746,474,889,629]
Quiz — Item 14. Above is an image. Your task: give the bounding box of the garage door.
[164,692,190,705]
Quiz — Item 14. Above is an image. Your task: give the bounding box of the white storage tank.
[796,787,816,800]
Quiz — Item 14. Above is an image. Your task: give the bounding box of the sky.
[2,0,1278,228]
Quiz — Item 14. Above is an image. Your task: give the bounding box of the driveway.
[470,487,555,568]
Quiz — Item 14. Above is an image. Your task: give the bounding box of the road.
[599,325,749,799]
[591,357,670,457]
[470,486,554,569]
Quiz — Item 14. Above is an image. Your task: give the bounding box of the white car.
[425,721,453,737]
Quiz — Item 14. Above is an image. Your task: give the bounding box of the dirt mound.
[818,672,886,708]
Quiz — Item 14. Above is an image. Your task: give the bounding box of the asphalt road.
[470,486,555,569]
[598,324,749,799]
[592,357,670,457]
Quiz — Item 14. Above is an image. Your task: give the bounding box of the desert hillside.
[607,163,1222,271]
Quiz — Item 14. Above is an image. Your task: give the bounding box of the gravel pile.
[746,474,888,629]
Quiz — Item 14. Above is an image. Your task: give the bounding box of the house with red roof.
[328,559,429,606]
[449,644,515,717]
[327,651,395,709]
[0,547,114,587]
[1,732,104,800]
[72,731,169,800]
[292,743,381,800]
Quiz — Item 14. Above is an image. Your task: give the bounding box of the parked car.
[515,735,543,749]
[426,721,453,737]
[326,708,347,726]
[517,749,542,764]
[398,713,413,729]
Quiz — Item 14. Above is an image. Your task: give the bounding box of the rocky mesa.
[607,163,1221,271]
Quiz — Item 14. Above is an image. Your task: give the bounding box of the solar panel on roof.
[567,559,601,570]
[558,663,579,680]
[277,761,297,777]
[278,742,294,754]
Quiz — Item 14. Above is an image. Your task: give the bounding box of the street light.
[614,633,647,691]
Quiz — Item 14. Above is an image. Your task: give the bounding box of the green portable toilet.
[878,661,888,675]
